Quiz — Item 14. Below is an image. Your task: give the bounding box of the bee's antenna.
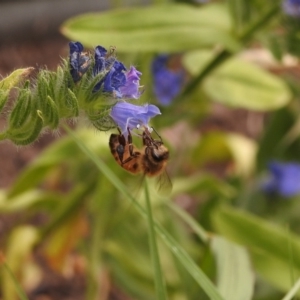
[151,127,163,143]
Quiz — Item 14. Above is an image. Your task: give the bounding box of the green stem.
[86,213,104,300]
[238,3,281,43]
[181,49,231,97]
[181,3,281,97]
[144,179,168,300]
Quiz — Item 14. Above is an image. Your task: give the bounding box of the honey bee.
[109,127,171,192]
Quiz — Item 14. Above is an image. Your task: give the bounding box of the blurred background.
[1,0,300,300]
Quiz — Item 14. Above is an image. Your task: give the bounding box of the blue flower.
[93,45,116,72]
[110,102,161,136]
[283,0,300,17]
[152,54,185,106]
[69,41,90,83]
[93,46,127,96]
[262,161,300,197]
[119,66,142,99]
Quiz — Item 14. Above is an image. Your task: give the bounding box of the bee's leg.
[120,128,140,165]
[121,152,139,165]
[127,127,140,156]
[142,131,153,147]
[126,127,135,157]
[116,144,125,163]
[116,132,127,163]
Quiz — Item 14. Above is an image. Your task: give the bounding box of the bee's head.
[151,144,169,162]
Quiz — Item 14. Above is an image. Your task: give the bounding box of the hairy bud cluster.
[0,42,161,145]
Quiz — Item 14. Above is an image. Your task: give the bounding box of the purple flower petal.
[69,41,90,83]
[152,54,185,106]
[93,46,127,95]
[283,0,300,17]
[93,45,107,74]
[119,66,142,99]
[262,161,300,197]
[110,102,161,135]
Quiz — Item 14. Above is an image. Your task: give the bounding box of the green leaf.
[256,107,300,170]
[0,68,34,91]
[212,206,300,293]
[168,203,209,243]
[282,278,300,300]
[251,250,300,295]
[0,261,29,300]
[0,189,61,213]
[43,96,59,129]
[61,3,240,53]
[210,236,254,300]
[184,51,291,111]
[227,0,250,34]
[1,226,38,300]
[0,90,9,114]
[66,88,79,117]
[9,89,31,129]
[7,110,43,145]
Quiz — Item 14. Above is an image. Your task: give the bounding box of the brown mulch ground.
[0,36,68,188]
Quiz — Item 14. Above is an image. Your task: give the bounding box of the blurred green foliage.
[3,0,300,299]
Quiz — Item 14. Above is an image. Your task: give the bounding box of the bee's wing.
[156,170,172,196]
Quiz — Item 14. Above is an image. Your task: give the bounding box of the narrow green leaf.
[36,75,50,112]
[210,236,254,300]
[0,189,62,213]
[168,203,209,243]
[0,90,9,113]
[8,110,43,145]
[169,204,254,300]
[9,89,31,129]
[66,88,79,117]
[144,180,168,300]
[61,3,240,53]
[45,96,59,129]
[212,207,300,266]
[1,226,38,300]
[0,68,34,91]
[0,262,29,300]
[281,277,300,300]
[64,125,225,300]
